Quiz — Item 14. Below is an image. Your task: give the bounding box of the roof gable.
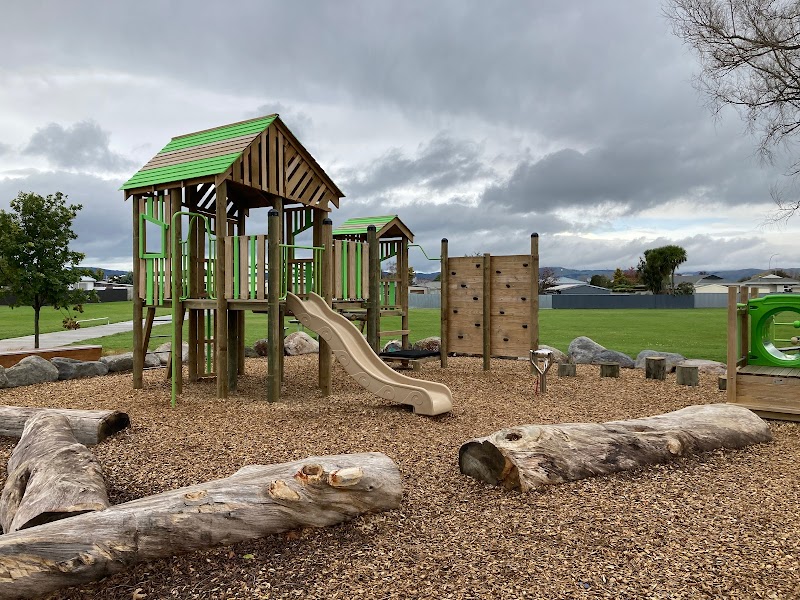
[332,215,413,241]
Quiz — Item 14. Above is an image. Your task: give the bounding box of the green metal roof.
[121,115,277,191]
[332,215,399,236]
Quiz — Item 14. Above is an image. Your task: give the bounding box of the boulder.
[284,332,319,356]
[253,338,269,357]
[412,337,441,353]
[382,340,402,353]
[0,366,9,389]
[153,342,190,365]
[538,344,568,364]
[50,358,109,380]
[679,359,727,375]
[144,353,161,368]
[101,353,133,372]
[244,346,259,358]
[5,356,59,387]
[635,350,686,372]
[568,336,634,368]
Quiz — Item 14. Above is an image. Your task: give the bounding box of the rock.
[382,340,402,353]
[634,350,686,372]
[101,353,133,372]
[144,353,161,368]
[284,332,319,356]
[0,366,9,389]
[412,337,441,353]
[253,339,269,357]
[679,359,727,375]
[50,358,109,380]
[538,345,568,364]
[568,336,634,368]
[5,356,59,387]
[154,342,190,365]
[244,346,259,358]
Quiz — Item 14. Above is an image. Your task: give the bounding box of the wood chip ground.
[0,357,797,599]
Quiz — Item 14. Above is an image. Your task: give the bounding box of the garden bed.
[0,356,797,599]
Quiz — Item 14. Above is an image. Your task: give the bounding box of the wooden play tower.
[122,114,344,402]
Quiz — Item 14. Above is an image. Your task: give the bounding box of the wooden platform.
[0,345,102,368]
[731,365,800,421]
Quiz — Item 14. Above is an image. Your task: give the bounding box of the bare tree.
[666,0,800,220]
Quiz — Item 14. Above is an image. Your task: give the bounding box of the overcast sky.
[1,1,798,273]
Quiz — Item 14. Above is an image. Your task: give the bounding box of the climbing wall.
[446,255,535,358]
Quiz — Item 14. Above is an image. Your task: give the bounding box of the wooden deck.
[732,365,800,421]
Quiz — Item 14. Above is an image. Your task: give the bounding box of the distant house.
[546,283,612,295]
[738,273,800,294]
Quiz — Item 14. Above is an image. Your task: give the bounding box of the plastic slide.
[284,293,453,416]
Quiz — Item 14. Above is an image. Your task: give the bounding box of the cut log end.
[459,441,512,487]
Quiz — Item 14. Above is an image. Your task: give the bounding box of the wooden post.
[558,363,576,377]
[227,310,238,392]
[400,237,410,349]
[237,211,246,376]
[318,218,333,395]
[645,356,666,381]
[727,286,738,403]
[267,209,281,403]
[170,188,183,396]
[676,364,699,387]
[599,362,620,378]
[367,225,380,353]
[187,186,198,382]
[215,180,229,399]
[530,233,539,373]
[483,253,491,371]
[440,238,448,368]
[131,193,144,389]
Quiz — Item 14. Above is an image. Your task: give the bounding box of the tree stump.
[0,406,129,445]
[645,357,666,380]
[599,362,620,378]
[0,452,402,600]
[676,364,700,387]
[557,363,576,377]
[0,412,109,533]
[459,404,771,492]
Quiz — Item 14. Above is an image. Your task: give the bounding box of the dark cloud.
[340,133,492,198]
[23,121,134,172]
[0,142,10,156]
[0,171,130,266]
[251,103,314,142]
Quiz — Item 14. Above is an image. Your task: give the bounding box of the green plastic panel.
[159,115,276,154]
[332,215,396,236]
[122,153,241,190]
[748,294,800,367]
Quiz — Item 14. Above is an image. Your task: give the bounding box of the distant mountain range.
[416,267,789,282]
[82,268,130,278]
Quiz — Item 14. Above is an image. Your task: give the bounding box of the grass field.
[63,304,728,363]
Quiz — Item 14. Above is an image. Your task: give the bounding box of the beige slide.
[285,293,453,416]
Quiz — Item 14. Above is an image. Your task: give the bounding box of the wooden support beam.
[530,233,539,373]
[132,193,144,389]
[727,286,739,403]
[267,209,281,403]
[483,253,491,371]
[367,225,380,352]
[215,180,229,399]
[318,217,333,396]
[440,238,448,368]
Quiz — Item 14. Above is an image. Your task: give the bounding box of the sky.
[1,1,799,274]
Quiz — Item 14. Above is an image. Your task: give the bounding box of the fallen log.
[459,404,772,492]
[0,406,129,445]
[0,452,402,600]
[0,413,109,533]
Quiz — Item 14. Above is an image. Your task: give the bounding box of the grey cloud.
[23,121,134,173]
[340,133,493,198]
[251,103,314,142]
[0,142,10,156]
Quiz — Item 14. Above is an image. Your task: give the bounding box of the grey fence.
[409,293,727,310]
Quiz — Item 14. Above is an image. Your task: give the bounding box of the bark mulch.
[0,356,798,599]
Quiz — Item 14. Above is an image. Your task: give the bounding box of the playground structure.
[439,234,540,370]
[727,286,800,421]
[121,114,451,414]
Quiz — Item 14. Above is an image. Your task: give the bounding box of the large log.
[0,413,109,534]
[0,406,129,445]
[459,404,772,492]
[0,452,401,600]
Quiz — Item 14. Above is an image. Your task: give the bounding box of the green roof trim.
[332,215,397,235]
[159,115,277,154]
[121,152,241,190]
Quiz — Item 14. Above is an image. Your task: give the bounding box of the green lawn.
[72,306,728,362]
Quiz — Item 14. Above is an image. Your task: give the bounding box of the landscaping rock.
[0,366,9,389]
[568,336,634,368]
[50,357,109,380]
[382,340,402,353]
[412,337,441,353]
[5,356,59,387]
[634,350,686,372]
[101,353,133,372]
[284,332,319,356]
[679,358,727,375]
[253,339,269,357]
[244,346,259,358]
[154,342,190,365]
[539,345,568,364]
[145,353,161,368]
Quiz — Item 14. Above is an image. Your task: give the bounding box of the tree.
[539,267,559,292]
[110,271,134,285]
[675,282,696,295]
[385,262,416,286]
[589,274,612,288]
[0,192,93,347]
[611,268,630,288]
[666,0,800,220]
[660,245,688,293]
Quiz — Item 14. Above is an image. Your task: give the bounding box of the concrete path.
[0,316,172,352]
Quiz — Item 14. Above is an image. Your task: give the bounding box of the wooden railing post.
[440,238,448,368]
[367,225,380,352]
[131,193,144,389]
[319,218,333,395]
[215,181,229,399]
[267,209,281,403]
[483,253,491,371]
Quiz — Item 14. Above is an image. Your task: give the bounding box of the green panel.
[139,214,168,259]
[355,243,362,298]
[159,115,276,154]
[341,242,348,298]
[121,153,241,190]
[332,215,396,236]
